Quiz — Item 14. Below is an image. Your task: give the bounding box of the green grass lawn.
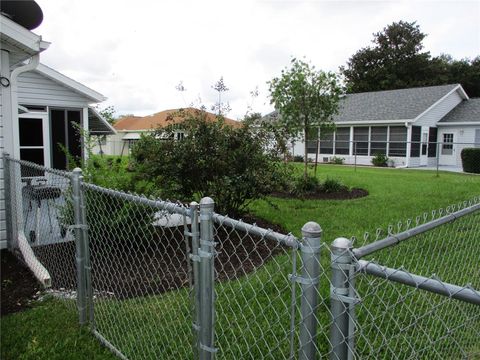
[1,165,479,359]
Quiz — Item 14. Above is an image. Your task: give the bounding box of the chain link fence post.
[72,168,87,325]
[298,221,322,360]
[189,201,201,360]
[330,237,354,360]
[199,197,217,360]
[78,173,94,327]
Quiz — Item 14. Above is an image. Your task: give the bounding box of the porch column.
[405,124,412,167]
[349,126,354,156]
[1,50,13,155]
[82,107,89,161]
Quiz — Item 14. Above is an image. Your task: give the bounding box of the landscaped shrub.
[461,148,480,174]
[131,109,286,216]
[371,153,389,167]
[330,156,345,165]
[321,177,345,193]
[292,175,320,196]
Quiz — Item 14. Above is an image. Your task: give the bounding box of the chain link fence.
[3,154,479,359]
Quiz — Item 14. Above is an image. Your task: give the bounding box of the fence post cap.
[72,167,82,174]
[301,221,322,238]
[332,237,352,249]
[200,197,214,207]
[190,201,199,206]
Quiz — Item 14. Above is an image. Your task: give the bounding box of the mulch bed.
[1,249,42,316]
[271,187,368,200]
[1,215,289,309]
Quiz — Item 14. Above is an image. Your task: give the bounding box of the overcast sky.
[34,0,480,120]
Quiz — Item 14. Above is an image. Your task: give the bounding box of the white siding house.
[0,11,114,250]
[270,84,479,169]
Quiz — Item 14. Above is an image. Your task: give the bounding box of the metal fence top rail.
[213,213,299,248]
[353,198,480,260]
[4,154,73,179]
[82,182,189,216]
[358,259,480,306]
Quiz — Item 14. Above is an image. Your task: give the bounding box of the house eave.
[0,14,50,62]
[35,63,106,103]
[437,122,480,126]
[335,119,413,126]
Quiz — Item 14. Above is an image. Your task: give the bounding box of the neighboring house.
[0,2,114,249]
[264,84,479,168]
[98,107,240,156]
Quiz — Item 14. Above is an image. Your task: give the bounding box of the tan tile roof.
[113,107,241,131]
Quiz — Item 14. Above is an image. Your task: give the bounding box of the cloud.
[35,0,479,119]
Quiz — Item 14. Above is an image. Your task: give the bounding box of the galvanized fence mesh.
[5,157,78,311]
[3,154,479,360]
[211,215,299,359]
[327,198,480,360]
[82,183,193,359]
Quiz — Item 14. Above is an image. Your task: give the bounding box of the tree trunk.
[304,127,308,180]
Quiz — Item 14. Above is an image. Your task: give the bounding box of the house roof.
[439,98,480,124]
[334,84,464,123]
[264,84,467,124]
[88,107,116,135]
[113,108,241,131]
[0,14,50,65]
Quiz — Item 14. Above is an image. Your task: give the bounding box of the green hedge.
[461,148,480,173]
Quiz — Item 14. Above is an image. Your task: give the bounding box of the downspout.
[9,54,51,287]
[10,54,40,160]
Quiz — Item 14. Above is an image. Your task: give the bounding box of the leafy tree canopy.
[341,21,480,96]
[268,58,342,179]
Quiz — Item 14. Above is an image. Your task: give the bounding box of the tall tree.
[268,58,342,179]
[341,21,480,97]
[341,21,432,93]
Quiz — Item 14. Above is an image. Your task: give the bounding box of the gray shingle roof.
[334,84,459,122]
[438,98,480,123]
[263,84,462,123]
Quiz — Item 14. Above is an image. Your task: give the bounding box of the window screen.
[370,127,387,155]
[353,127,369,155]
[389,126,407,157]
[319,131,333,154]
[335,128,350,155]
[428,127,438,157]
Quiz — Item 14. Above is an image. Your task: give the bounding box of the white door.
[18,113,51,173]
[420,131,429,166]
[439,131,456,166]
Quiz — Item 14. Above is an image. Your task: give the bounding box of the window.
[428,128,438,157]
[335,128,350,155]
[19,117,45,176]
[353,127,369,155]
[442,133,454,155]
[176,132,185,141]
[388,126,407,157]
[306,140,317,154]
[370,127,388,155]
[410,126,421,157]
[319,131,333,154]
[50,109,82,170]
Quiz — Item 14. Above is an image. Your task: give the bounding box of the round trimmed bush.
[461,148,480,174]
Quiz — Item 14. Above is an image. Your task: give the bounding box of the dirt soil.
[1,216,289,309]
[1,249,42,316]
[272,187,369,200]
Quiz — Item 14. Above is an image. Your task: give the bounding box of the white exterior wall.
[92,132,125,156]
[414,90,463,127]
[438,125,480,166]
[18,70,91,107]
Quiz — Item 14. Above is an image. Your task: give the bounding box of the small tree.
[268,58,342,179]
